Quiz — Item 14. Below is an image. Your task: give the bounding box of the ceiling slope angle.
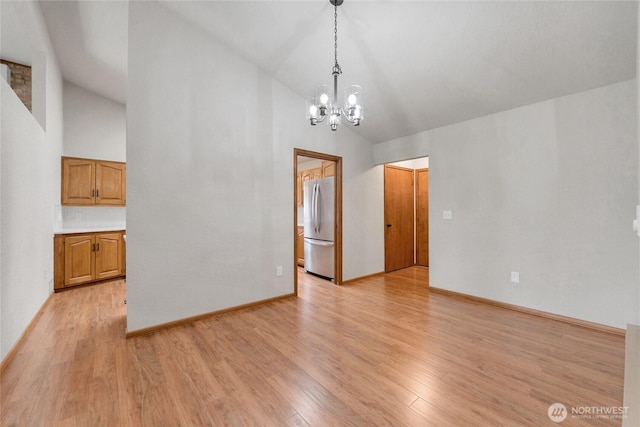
[38,1,637,143]
[39,0,128,104]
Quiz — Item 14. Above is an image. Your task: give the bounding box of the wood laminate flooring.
[1,267,626,426]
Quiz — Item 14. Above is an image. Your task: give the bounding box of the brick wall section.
[1,59,32,112]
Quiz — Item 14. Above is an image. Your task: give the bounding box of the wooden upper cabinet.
[62,158,95,205]
[96,161,126,205]
[322,161,335,178]
[62,157,126,206]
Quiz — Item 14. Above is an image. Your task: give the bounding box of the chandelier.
[306,0,363,131]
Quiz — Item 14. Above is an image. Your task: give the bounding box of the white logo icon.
[548,403,568,423]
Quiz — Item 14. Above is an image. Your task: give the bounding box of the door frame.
[294,148,343,293]
[415,168,429,267]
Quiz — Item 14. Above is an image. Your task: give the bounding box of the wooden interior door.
[384,165,414,272]
[416,168,429,267]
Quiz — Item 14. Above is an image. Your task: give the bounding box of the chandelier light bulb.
[319,93,329,106]
[347,94,357,106]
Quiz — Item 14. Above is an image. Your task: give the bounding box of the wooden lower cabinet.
[64,234,96,286]
[95,233,123,280]
[55,230,125,291]
[297,227,305,266]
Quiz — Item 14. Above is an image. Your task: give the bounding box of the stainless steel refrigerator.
[303,177,335,280]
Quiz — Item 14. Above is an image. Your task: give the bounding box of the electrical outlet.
[510,271,520,283]
[276,266,283,277]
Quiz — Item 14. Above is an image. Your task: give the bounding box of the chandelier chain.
[333,2,342,74]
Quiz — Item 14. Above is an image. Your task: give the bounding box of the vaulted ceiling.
[37,0,637,144]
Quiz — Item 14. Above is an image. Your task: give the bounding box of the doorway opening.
[384,157,429,273]
[294,149,343,294]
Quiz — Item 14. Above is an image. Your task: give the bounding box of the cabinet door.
[322,161,335,178]
[311,168,322,180]
[297,227,305,266]
[300,171,312,207]
[62,158,96,205]
[96,161,126,206]
[296,172,303,207]
[95,233,123,280]
[65,235,95,286]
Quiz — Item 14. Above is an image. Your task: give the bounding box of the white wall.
[59,81,127,231]
[374,80,638,329]
[126,2,383,332]
[0,1,63,361]
[63,81,126,161]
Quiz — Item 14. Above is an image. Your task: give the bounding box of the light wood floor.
[1,267,625,426]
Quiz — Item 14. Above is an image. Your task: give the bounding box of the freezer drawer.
[304,238,334,280]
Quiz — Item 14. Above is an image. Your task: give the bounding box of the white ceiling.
[37,0,637,144]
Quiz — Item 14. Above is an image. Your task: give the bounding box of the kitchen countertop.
[54,227,126,235]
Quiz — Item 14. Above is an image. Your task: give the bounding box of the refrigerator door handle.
[311,183,316,233]
[312,183,316,231]
[314,183,320,233]
[304,238,334,247]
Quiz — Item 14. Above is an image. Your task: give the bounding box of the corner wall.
[374,80,638,329]
[0,1,63,361]
[126,2,383,332]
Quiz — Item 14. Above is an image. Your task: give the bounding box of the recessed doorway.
[383,157,429,273]
[294,149,343,294]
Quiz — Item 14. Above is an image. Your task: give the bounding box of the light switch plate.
[442,210,453,220]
